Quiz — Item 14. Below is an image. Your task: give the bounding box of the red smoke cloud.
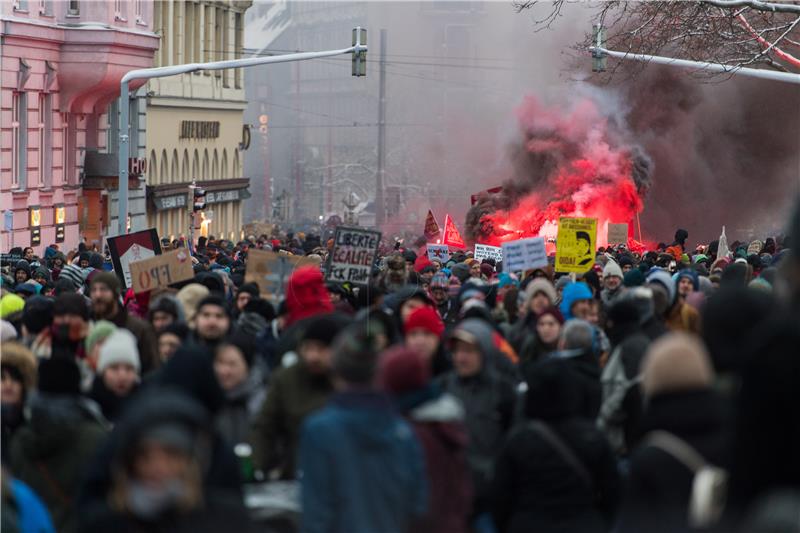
[466,95,653,251]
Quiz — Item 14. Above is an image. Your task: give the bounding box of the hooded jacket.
[299,391,427,533]
[560,282,593,321]
[493,358,620,533]
[284,266,333,327]
[10,394,108,533]
[439,319,518,510]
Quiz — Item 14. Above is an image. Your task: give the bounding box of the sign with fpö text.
[130,249,194,293]
[326,226,381,285]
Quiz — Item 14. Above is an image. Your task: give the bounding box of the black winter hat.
[53,293,90,320]
[22,296,54,334]
[90,272,122,299]
[301,313,351,346]
[159,346,224,415]
[401,250,417,264]
[237,282,260,298]
[196,294,230,318]
[674,229,689,244]
[89,253,104,270]
[194,272,225,294]
[79,252,91,264]
[14,260,31,276]
[38,356,81,395]
[221,332,256,368]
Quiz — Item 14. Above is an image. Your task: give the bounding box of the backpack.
[645,430,728,529]
[597,345,641,454]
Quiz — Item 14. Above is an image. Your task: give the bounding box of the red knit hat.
[285,266,333,326]
[403,305,444,337]
[413,255,433,274]
[379,345,430,394]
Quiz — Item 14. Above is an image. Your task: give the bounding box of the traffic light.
[352,27,367,77]
[193,187,206,212]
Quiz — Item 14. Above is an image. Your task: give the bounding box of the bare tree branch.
[700,0,800,15]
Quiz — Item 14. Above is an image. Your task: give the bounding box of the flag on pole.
[423,210,441,241]
[717,225,729,260]
[442,214,466,249]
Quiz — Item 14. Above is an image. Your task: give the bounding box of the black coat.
[492,418,620,533]
[617,390,729,533]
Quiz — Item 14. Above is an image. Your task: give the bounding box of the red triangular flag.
[424,210,441,241]
[442,214,465,249]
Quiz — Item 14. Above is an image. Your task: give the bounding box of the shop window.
[12,92,28,190]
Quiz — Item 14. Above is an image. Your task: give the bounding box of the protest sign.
[130,248,194,293]
[107,229,162,289]
[427,244,450,263]
[423,210,441,241]
[474,243,502,263]
[326,226,381,285]
[607,223,628,245]
[245,249,321,299]
[501,237,548,272]
[442,214,465,249]
[555,217,597,273]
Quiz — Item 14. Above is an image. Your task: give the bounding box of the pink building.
[1,0,158,256]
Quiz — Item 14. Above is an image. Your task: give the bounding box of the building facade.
[1,0,158,254]
[144,0,252,243]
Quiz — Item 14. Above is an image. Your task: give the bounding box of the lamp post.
[117,28,368,237]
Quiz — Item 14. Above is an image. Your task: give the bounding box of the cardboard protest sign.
[427,244,450,263]
[326,226,381,285]
[555,217,597,273]
[474,243,502,263]
[607,223,628,245]
[107,229,162,289]
[501,237,548,272]
[423,210,441,241]
[245,249,322,299]
[442,214,465,249]
[129,248,194,293]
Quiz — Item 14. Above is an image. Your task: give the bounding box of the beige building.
[145,0,252,243]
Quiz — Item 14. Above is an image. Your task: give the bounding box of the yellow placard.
[555,217,597,273]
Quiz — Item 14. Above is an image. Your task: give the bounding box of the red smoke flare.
[468,95,653,251]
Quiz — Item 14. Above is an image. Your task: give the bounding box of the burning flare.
[466,95,653,250]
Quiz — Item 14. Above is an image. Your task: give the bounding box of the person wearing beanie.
[1,320,17,342]
[188,295,231,350]
[450,262,471,284]
[559,281,594,321]
[250,312,351,479]
[84,320,118,372]
[176,282,211,326]
[429,272,457,326]
[480,262,494,281]
[10,356,108,533]
[618,333,727,533]
[14,282,40,299]
[646,268,701,336]
[89,329,141,422]
[213,333,266,445]
[300,322,426,533]
[469,259,483,279]
[90,272,158,375]
[1,342,37,462]
[675,269,699,304]
[507,277,558,354]
[78,252,91,268]
[56,264,86,292]
[403,305,450,377]
[234,282,260,319]
[601,260,625,308]
[518,306,564,367]
[13,260,32,286]
[378,346,473,533]
[146,293,185,332]
[1,293,25,320]
[156,322,189,364]
[31,293,92,361]
[493,357,620,533]
[623,268,646,288]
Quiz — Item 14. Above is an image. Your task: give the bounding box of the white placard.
[474,243,503,263]
[501,237,548,272]
[427,244,450,263]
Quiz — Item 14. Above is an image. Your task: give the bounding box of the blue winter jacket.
[299,390,428,533]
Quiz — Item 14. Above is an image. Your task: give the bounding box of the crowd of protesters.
[1,205,799,533]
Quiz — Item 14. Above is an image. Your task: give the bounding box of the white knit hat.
[97,329,140,374]
[603,260,623,279]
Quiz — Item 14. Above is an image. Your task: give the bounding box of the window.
[67,0,79,16]
[114,0,127,21]
[106,99,119,155]
[204,5,213,75]
[12,92,28,190]
[193,2,202,70]
[185,2,194,63]
[38,93,52,188]
[57,119,68,186]
[222,8,230,87]
[135,0,144,24]
[39,0,53,16]
[13,0,29,12]
[234,12,243,88]
[214,8,223,78]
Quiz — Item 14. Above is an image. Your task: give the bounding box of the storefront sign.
[153,194,188,210]
[55,204,66,243]
[326,226,381,285]
[29,206,41,246]
[501,237,548,272]
[179,120,220,140]
[129,158,147,177]
[107,228,162,289]
[130,248,194,293]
